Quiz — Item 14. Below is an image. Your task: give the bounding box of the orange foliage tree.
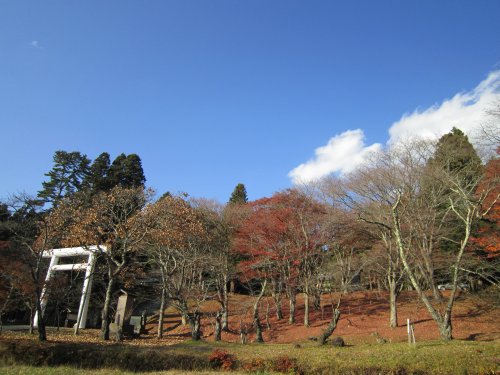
[235,189,325,330]
[470,155,500,259]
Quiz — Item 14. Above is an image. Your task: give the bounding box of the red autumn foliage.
[208,349,236,371]
[470,156,500,258]
[234,189,324,281]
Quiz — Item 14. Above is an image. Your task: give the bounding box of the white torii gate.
[34,245,106,329]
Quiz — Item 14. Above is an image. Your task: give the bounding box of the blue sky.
[1,1,499,202]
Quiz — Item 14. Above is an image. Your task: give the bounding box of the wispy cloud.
[288,130,382,184]
[289,70,500,184]
[30,40,42,49]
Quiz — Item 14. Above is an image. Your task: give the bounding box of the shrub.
[208,349,236,371]
[273,355,302,374]
[331,336,345,347]
[242,357,267,372]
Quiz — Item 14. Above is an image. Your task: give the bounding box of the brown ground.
[146,290,500,345]
[2,290,497,346]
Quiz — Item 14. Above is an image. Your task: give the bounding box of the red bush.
[242,358,267,372]
[273,355,301,374]
[208,349,236,371]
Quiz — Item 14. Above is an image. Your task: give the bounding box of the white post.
[76,253,95,329]
[34,255,59,327]
[407,318,411,345]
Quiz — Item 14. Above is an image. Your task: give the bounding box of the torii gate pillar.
[34,246,106,329]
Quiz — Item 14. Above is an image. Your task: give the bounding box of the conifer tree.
[108,153,146,188]
[428,128,483,253]
[85,152,112,193]
[228,183,248,204]
[430,127,482,181]
[123,154,146,187]
[38,151,90,207]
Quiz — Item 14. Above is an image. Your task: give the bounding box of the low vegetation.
[0,337,498,374]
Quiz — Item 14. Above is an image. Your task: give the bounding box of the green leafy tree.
[228,183,248,204]
[38,151,90,207]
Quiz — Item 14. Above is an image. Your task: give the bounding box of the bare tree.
[339,141,496,340]
[5,194,67,341]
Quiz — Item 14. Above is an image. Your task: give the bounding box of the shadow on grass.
[0,340,210,372]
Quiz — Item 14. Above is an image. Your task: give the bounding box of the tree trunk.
[304,291,310,327]
[100,276,115,341]
[28,306,34,335]
[253,280,267,343]
[35,291,47,342]
[438,312,452,341]
[313,292,321,311]
[214,311,222,341]
[265,298,271,330]
[432,283,442,302]
[189,312,201,340]
[157,287,166,339]
[318,307,341,345]
[389,278,398,328]
[272,279,283,320]
[289,293,296,324]
[222,273,229,331]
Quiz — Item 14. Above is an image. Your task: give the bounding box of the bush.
[208,349,236,371]
[332,336,345,347]
[242,358,267,372]
[273,355,302,374]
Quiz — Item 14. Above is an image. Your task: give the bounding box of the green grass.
[0,366,241,375]
[0,338,498,374]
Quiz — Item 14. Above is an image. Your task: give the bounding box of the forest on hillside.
[0,126,498,345]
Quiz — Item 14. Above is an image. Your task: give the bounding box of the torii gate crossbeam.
[33,245,106,329]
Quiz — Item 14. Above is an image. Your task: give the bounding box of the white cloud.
[288,130,382,184]
[30,40,42,49]
[388,70,500,145]
[289,70,500,184]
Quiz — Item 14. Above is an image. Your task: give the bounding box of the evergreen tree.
[85,152,112,193]
[0,203,11,241]
[107,153,146,189]
[38,151,90,207]
[122,154,146,187]
[108,153,127,188]
[429,127,482,181]
[428,128,483,253]
[228,183,248,204]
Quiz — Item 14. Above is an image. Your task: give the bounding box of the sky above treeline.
[1,1,499,203]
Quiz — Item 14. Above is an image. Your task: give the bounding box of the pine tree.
[38,151,90,207]
[228,183,248,204]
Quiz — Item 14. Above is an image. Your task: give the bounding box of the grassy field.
[1,338,498,374]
